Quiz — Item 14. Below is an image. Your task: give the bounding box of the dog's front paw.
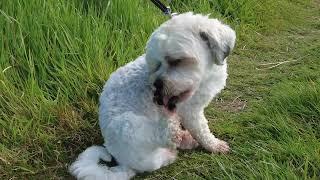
[207,139,230,154]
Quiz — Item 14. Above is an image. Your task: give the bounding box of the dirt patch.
[214,96,247,112]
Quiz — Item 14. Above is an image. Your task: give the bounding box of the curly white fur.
[70,12,236,180]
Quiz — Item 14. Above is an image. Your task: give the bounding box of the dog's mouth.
[153,89,192,113]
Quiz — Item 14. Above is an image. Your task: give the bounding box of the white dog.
[70,12,236,180]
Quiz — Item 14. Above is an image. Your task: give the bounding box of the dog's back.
[98,55,158,131]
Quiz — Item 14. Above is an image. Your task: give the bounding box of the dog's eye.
[168,59,182,67]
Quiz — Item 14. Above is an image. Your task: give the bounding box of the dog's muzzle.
[152,78,191,112]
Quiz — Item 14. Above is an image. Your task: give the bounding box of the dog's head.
[146,12,236,112]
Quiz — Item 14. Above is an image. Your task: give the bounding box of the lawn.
[0,0,319,179]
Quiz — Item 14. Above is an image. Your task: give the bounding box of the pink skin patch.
[172,130,199,149]
[163,96,170,107]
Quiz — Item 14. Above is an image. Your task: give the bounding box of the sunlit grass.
[0,0,319,179]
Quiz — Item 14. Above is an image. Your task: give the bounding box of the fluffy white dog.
[70,12,236,180]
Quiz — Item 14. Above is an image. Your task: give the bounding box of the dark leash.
[149,0,177,17]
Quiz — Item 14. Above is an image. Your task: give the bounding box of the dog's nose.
[153,79,163,90]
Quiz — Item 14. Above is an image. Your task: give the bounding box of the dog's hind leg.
[101,112,177,174]
[138,148,177,172]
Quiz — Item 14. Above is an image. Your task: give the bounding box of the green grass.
[0,0,319,179]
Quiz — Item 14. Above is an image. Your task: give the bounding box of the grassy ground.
[0,0,319,179]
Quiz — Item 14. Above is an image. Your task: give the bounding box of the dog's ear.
[199,25,236,65]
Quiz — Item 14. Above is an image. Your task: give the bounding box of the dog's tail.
[69,145,136,180]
